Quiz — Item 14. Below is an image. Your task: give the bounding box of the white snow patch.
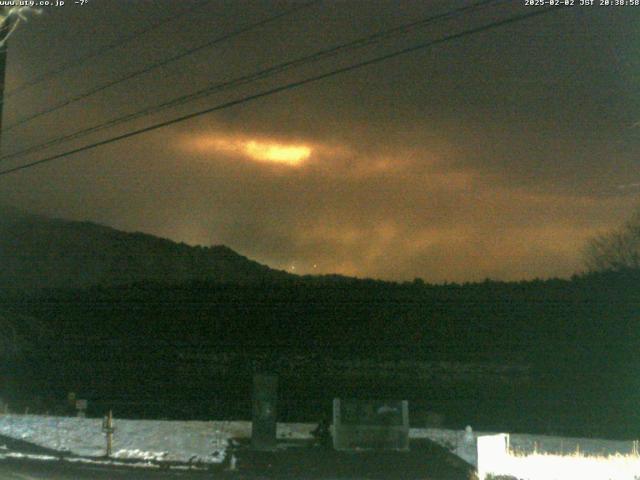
[0,415,232,464]
[113,449,168,461]
[476,433,640,480]
[0,452,58,461]
[410,427,637,468]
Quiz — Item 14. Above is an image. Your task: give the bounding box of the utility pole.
[0,9,16,150]
[0,6,36,414]
[102,410,115,457]
[0,7,38,152]
[0,11,12,413]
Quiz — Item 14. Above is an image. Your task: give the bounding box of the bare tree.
[585,208,640,271]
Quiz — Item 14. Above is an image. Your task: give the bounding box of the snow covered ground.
[476,433,640,480]
[0,415,319,465]
[0,414,635,469]
[0,415,233,464]
[411,427,638,467]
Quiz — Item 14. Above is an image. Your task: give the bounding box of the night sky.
[1,0,638,283]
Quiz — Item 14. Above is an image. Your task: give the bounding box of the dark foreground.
[0,439,474,480]
[0,459,216,479]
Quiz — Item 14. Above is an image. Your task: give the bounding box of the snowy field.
[0,415,316,465]
[0,414,635,470]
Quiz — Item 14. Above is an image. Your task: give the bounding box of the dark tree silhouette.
[585,207,640,271]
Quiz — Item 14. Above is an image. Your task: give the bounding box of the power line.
[3,0,321,133]
[3,0,212,102]
[0,6,564,178]
[0,0,501,163]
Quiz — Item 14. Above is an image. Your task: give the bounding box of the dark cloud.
[1,1,638,282]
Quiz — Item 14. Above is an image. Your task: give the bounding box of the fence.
[332,399,409,451]
[477,433,640,480]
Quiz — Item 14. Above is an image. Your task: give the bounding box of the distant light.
[243,141,311,166]
[189,134,311,167]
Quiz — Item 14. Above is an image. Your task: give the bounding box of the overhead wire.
[0,8,20,45]
[2,0,322,133]
[0,0,502,163]
[0,5,565,178]
[3,0,212,101]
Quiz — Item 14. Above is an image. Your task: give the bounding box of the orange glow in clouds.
[189,134,312,166]
[244,141,311,165]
